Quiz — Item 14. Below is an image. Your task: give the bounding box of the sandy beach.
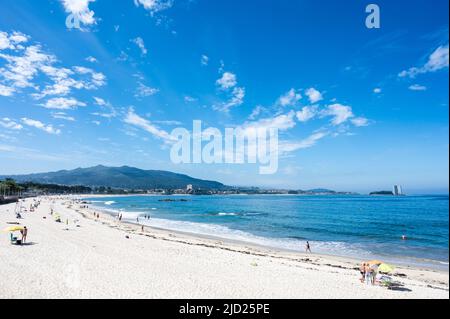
[1,196,448,299]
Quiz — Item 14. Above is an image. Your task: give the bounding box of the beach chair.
[10,233,18,245]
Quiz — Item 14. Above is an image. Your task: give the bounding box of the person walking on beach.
[305,241,312,253]
[365,264,372,285]
[21,226,28,244]
[359,263,366,283]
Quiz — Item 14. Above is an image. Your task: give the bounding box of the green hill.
[1,165,226,190]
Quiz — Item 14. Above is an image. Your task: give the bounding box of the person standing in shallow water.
[306,241,312,253]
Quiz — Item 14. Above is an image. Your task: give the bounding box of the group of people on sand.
[359,262,378,285]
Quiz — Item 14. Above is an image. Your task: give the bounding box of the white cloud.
[93,96,107,106]
[322,104,354,126]
[214,71,245,112]
[51,112,76,121]
[373,88,382,94]
[216,72,237,90]
[135,83,159,98]
[0,84,15,96]
[91,97,118,118]
[248,105,265,120]
[0,31,29,50]
[153,120,182,126]
[0,31,106,99]
[351,117,369,127]
[399,44,449,78]
[42,97,86,110]
[305,88,323,103]
[184,95,197,103]
[220,87,245,112]
[280,131,329,153]
[124,108,175,143]
[60,0,97,26]
[73,66,106,87]
[409,84,427,91]
[201,55,209,66]
[34,65,105,99]
[131,37,148,56]
[134,0,173,15]
[277,88,302,107]
[0,44,55,89]
[85,56,97,63]
[242,111,297,133]
[296,105,318,122]
[0,118,23,130]
[21,118,61,135]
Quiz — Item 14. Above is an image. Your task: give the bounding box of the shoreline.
[84,195,449,273]
[86,201,449,278]
[1,195,448,298]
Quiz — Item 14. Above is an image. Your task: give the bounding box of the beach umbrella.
[378,263,395,274]
[3,225,24,232]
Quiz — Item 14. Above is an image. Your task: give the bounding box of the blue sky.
[0,0,448,194]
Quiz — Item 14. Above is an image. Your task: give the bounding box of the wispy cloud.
[0,118,23,130]
[280,131,329,153]
[399,44,449,78]
[21,118,61,135]
[51,112,76,121]
[134,0,173,15]
[91,97,118,118]
[135,82,159,98]
[131,37,148,56]
[41,97,86,110]
[124,108,175,143]
[248,105,266,120]
[409,84,427,91]
[351,117,370,127]
[201,54,209,66]
[184,95,197,103]
[85,56,98,63]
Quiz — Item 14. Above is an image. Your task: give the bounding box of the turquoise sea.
[85,194,449,270]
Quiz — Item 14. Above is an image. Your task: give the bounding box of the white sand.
[1,196,448,299]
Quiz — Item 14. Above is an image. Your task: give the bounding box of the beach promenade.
[0,197,448,299]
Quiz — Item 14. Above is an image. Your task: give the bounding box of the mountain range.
[1,165,226,190]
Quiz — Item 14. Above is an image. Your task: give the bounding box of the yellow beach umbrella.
[378,263,395,274]
[3,225,24,232]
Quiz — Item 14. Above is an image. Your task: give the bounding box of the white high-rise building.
[393,185,403,196]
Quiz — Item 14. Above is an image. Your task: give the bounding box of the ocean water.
[85,195,449,270]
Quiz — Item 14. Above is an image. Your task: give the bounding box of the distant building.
[393,185,403,196]
[186,184,193,193]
